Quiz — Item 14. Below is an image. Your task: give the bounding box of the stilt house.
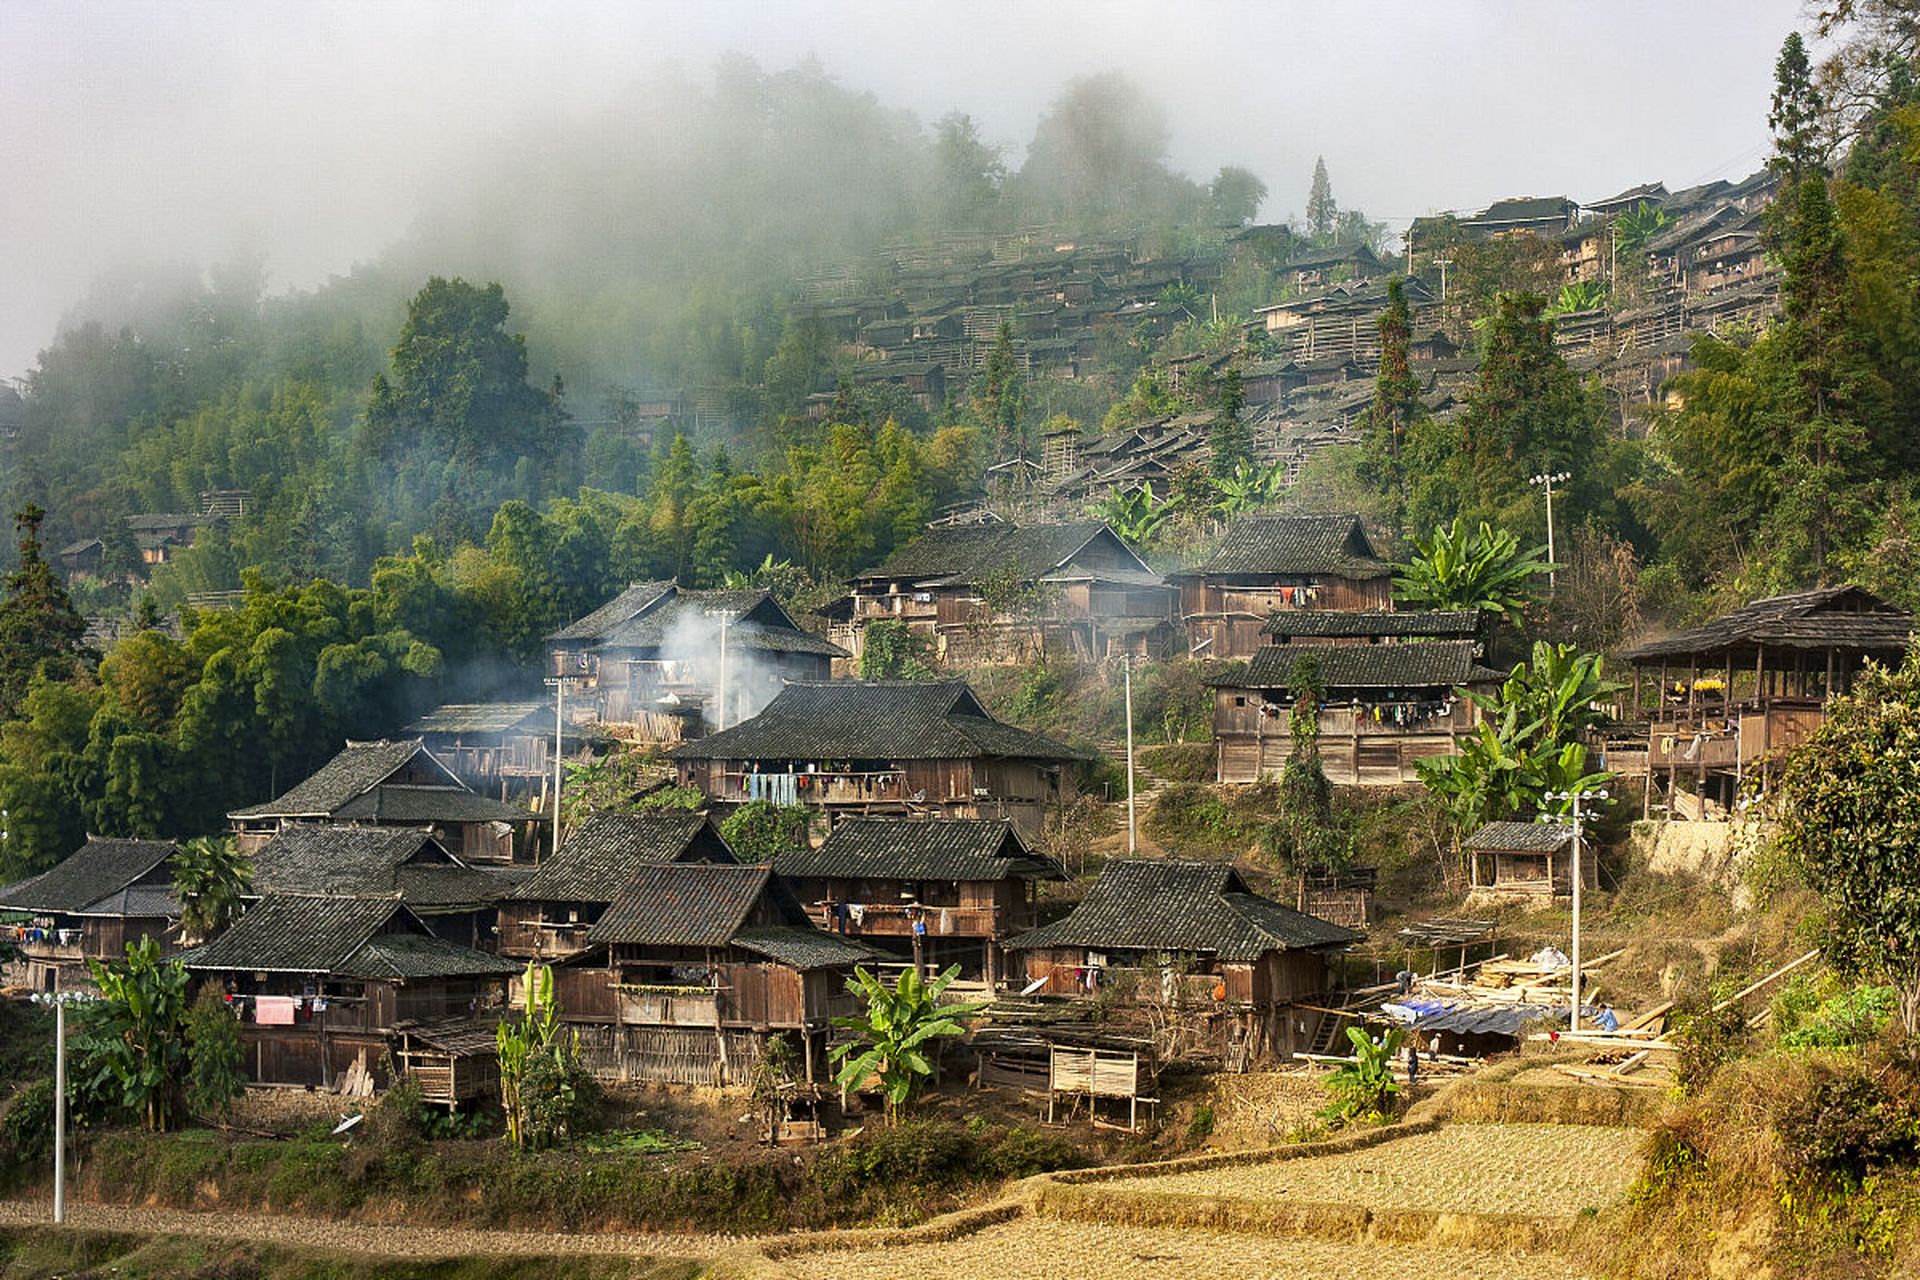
[407,700,582,802]
[1208,641,1497,784]
[180,894,518,1096]
[772,818,1064,985]
[669,680,1092,839]
[1169,515,1393,660]
[1611,585,1912,819]
[228,739,531,861]
[0,837,181,992]
[1004,860,1362,1061]
[844,521,1175,668]
[546,583,845,743]
[249,825,511,950]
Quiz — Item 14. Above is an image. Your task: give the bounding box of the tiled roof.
[1183,515,1387,578]
[1619,585,1911,662]
[408,702,548,736]
[1262,610,1480,639]
[598,590,846,659]
[341,932,520,980]
[509,814,737,904]
[775,818,1063,882]
[181,894,405,973]
[330,784,531,825]
[856,521,1144,588]
[668,681,1092,763]
[0,837,179,915]
[586,864,780,947]
[229,740,455,819]
[1466,821,1572,853]
[546,582,674,642]
[1005,860,1361,961]
[252,826,511,912]
[1226,640,1489,691]
[732,926,885,970]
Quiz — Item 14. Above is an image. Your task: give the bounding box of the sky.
[1,0,1810,381]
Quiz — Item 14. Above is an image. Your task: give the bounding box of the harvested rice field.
[767,1217,1596,1279]
[1111,1122,1644,1216]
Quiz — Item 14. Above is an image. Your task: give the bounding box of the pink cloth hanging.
[254,995,297,1026]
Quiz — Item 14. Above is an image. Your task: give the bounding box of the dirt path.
[0,1198,722,1262]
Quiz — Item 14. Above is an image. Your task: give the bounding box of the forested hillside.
[1,7,1918,884]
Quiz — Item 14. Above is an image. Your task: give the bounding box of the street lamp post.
[1529,470,1571,592]
[1543,787,1608,1032]
[31,990,99,1224]
[542,675,569,863]
[1123,654,1137,855]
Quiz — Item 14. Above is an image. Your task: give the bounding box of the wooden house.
[0,837,181,992]
[1261,609,1480,647]
[669,680,1091,839]
[1168,514,1393,660]
[180,894,518,1097]
[1584,182,1668,218]
[407,700,580,802]
[1004,860,1362,1062]
[497,812,738,961]
[56,538,104,581]
[772,818,1064,985]
[1284,243,1386,288]
[546,583,845,744]
[844,520,1175,667]
[124,513,204,567]
[1209,641,1498,785]
[228,739,531,861]
[1460,195,1578,238]
[249,825,512,951]
[542,862,879,1085]
[1612,585,1912,819]
[1464,821,1593,899]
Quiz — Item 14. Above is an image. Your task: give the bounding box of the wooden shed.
[1464,822,1592,899]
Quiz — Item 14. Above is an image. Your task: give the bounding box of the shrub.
[1669,997,1746,1095]
[1777,1070,1920,1183]
[184,985,246,1119]
[721,800,813,862]
[2,1078,55,1163]
[1778,985,1897,1051]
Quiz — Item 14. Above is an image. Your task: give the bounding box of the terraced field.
[1113,1122,1643,1216]
[760,1217,1595,1280]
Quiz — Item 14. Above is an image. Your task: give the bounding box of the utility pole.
[33,990,96,1224]
[706,610,734,732]
[543,675,567,863]
[1530,469,1571,592]
[1543,787,1608,1032]
[1123,654,1137,854]
[1433,257,1453,303]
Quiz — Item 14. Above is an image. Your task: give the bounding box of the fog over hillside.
[4,0,1804,381]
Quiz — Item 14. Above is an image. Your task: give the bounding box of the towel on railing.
[254,995,298,1025]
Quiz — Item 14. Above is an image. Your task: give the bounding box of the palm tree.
[171,835,251,945]
[1393,519,1553,625]
[830,965,987,1125]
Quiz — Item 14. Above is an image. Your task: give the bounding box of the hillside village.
[6,11,1920,1280]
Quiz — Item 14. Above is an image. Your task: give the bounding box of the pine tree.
[1306,157,1337,243]
[0,505,92,720]
[1768,32,1827,185]
[976,321,1026,460]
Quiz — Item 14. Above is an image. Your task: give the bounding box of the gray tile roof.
[732,926,885,970]
[586,863,783,947]
[1619,585,1911,663]
[509,814,738,904]
[1465,821,1573,853]
[341,932,521,980]
[1005,860,1362,961]
[408,702,548,736]
[0,837,179,915]
[1261,610,1480,639]
[597,589,846,659]
[776,818,1063,882]
[181,894,403,973]
[229,740,462,819]
[330,784,531,825]
[855,522,1147,589]
[1226,640,1490,691]
[1182,515,1387,579]
[546,582,674,642]
[249,825,510,912]
[669,681,1092,764]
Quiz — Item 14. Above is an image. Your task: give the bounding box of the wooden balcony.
[806,902,1005,939]
[497,918,596,960]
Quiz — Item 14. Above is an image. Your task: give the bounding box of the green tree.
[0,505,92,721]
[171,835,251,945]
[498,960,592,1150]
[859,619,936,680]
[1776,647,1920,1038]
[184,984,246,1119]
[975,321,1025,460]
[1769,31,1828,184]
[78,937,191,1132]
[830,964,987,1125]
[1209,367,1251,478]
[1306,156,1337,242]
[1393,519,1551,625]
[1363,278,1421,499]
[719,800,812,862]
[1208,165,1267,227]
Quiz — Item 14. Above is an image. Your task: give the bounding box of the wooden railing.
[497,919,595,958]
[806,902,1004,938]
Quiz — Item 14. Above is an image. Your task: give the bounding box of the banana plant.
[1393,518,1554,626]
[1088,485,1181,551]
[1211,458,1289,520]
[830,964,988,1125]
